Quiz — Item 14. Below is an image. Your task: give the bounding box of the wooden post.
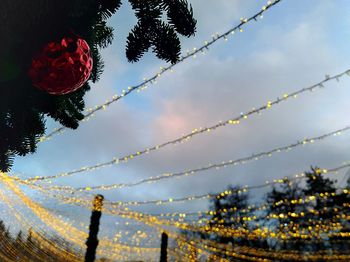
[85,194,104,262]
[160,232,168,262]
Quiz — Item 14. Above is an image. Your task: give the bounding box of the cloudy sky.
[4,0,350,255]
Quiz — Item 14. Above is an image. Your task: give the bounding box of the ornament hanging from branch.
[28,36,93,95]
[0,0,197,172]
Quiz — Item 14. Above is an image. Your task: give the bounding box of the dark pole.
[160,232,168,262]
[85,194,104,262]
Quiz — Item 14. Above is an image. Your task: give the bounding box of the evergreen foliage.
[207,185,250,246]
[126,0,196,63]
[0,0,197,172]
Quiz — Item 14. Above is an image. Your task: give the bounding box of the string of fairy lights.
[1,170,350,261]
[26,125,350,190]
[2,0,350,260]
[0,175,161,261]
[92,162,350,206]
[30,182,350,229]
[4,167,350,231]
[24,179,350,228]
[16,161,350,210]
[26,68,350,182]
[40,0,282,143]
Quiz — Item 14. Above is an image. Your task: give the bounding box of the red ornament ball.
[29,36,93,95]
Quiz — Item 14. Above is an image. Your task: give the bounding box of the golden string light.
[17,177,349,243]
[0,188,82,262]
[110,207,350,245]
[5,172,349,261]
[8,165,350,238]
[189,236,350,261]
[36,125,350,190]
[40,0,283,143]
[84,163,350,206]
[14,186,347,258]
[27,69,350,182]
[107,190,350,231]
[1,184,348,262]
[11,161,349,237]
[0,173,161,261]
[1,179,159,261]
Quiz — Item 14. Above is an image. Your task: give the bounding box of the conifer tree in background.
[331,176,350,249]
[265,178,303,250]
[0,0,197,172]
[302,167,339,251]
[202,185,252,260]
[206,185,250,246]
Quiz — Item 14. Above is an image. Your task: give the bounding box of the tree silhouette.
[265,178,303,250]
[303,167,350,252]
[331,176,350,249]
[199,185,253,260]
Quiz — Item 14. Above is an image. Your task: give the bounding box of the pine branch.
[162,0,197,37]
[97,0,122,20]
[152,21,181,64]
[126,22,152,62]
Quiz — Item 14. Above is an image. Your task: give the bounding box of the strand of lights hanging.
[41,185,350,232]
[0,185,83,259]
[180,235,350,262]
[33,192,342,262]
[31,161,349,211]
[176,232,276,262]
[108,190,350,228]
[12,184,350,251]
[106,206,350,243]
[41,188,350,260]
[106,198,350,228]
[2,185,348,262]
[38,180,350,235]
[0,174,163,256]
[10,168,350,230]
[0,189,83,262]
[0,197,54,262]
[18,178,349,243]
[78,162,350,206]
[0,174,160,259]
[6,169,345,236]
[174,234,264,262]
[37,125,350,190]
[2,183,159,258]
[15,162,350,228]
[149,194,350,224]
[26,69,350,182]
[170,232,318,262]
[196,237,350,261]
[0,175,161,261]
[0,177,89,251]
[40,0,283,143]
[121,163,350,206]
[189,237,350,262]
[5,178,348,260]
